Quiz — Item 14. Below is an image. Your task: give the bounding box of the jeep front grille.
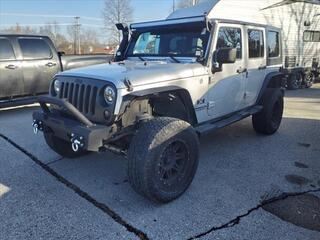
[59,82,98,115]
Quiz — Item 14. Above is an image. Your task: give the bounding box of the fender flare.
[255,72,285,105]
[122,86,198,125]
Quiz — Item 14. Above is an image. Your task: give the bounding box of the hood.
[58,60,206,89]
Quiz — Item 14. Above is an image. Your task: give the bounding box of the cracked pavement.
[0,84,319,239]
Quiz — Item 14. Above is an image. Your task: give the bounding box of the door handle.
[236,67,247,74]
[258,65,267,70]
[45,62,57,67]
[5,64,18,70]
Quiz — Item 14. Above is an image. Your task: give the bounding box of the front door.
[243,26,267,107]
[18,37,60,95]
[207,24,246,119]
[0,38,24,99]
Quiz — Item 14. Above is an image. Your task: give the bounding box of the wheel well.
[119,89,197,128]
[149,90,197,125]
[267,74,285,89]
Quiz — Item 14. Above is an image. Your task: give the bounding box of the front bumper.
[33,96,113,152]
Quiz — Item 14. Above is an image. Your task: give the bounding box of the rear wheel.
[304,72,315,88]
[128,117,199,203]
[287,73,303,90]
[252,89,284,135]
[43,127,88,158]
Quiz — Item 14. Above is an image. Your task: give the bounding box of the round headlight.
[104,86,116,103]
[53,79,61,94]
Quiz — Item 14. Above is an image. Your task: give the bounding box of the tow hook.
[32,120,43,134]
[71,134,84,152]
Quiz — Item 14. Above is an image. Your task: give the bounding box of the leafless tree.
[177,0,202,9]
[102,0,133,44]
[1,23,37,35]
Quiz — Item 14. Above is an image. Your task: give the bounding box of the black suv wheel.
[304,72,315,88]
[287,73,303,90]
[128,117,199,203]
[252,88,284,135]
[44,127,88,158]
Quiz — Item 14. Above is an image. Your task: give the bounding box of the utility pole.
[75,16,81,54]
[173,0,175,12]
[192,0,196,6]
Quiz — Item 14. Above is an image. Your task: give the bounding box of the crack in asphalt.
[46,156,65,165]
[0,133,149,240]
[3,131,319,240]
[188,188,320,239]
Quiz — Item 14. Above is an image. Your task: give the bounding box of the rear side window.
[18,38,52,60]
[303,31,313,42]
[267,31,280,58]
[248,29,264,58]
[314,32,320,42]
[216,27,242,59]
[303,31,320,42]
[0,39,15,60]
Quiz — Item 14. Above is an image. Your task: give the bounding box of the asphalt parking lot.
[0,84,319,240]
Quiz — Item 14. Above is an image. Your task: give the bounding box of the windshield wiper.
[138,56,146,62]
[169,56,180,63]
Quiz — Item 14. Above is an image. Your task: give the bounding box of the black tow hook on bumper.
[33,96,113,153]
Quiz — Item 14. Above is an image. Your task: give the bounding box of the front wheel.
[128,117,199,203]
[252,89,284,135]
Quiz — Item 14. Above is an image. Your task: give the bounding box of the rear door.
[0,37,24,99]
[18,37,60,95]
[243,26,267,107]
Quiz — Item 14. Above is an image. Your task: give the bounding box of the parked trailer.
[171,0,320,89]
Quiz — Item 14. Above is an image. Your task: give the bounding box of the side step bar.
[0,96,39,109]
[196,105,263,136]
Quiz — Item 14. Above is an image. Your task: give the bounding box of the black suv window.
[0,39,15,60]
[267,31,280,58]
[18,38,52,60]
[248,29,264,58]
[216,27,242,59]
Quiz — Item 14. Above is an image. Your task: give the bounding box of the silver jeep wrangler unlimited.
[33,14,285,203]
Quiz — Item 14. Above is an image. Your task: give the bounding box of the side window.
[303,30,320,42]
[0,39,15,60]
[248,29,264,58]
[303,31,313,42]
[18,38,52,60]
[314,32,320,42]
[267,31,280,58]
[216,27,242,59]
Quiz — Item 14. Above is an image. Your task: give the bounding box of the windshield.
[126,27,210,59]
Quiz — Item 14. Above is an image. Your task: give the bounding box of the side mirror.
[212,47,237,73]
[216,47,237,64]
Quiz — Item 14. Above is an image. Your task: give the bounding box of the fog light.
[104,110,111,120]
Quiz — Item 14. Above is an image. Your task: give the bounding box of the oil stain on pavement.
[294,162,309,169]
[263,194,320,232]
[285,174,311,186]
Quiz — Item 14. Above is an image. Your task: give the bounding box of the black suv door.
[18,37,60,95]
[0,37,24,99]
